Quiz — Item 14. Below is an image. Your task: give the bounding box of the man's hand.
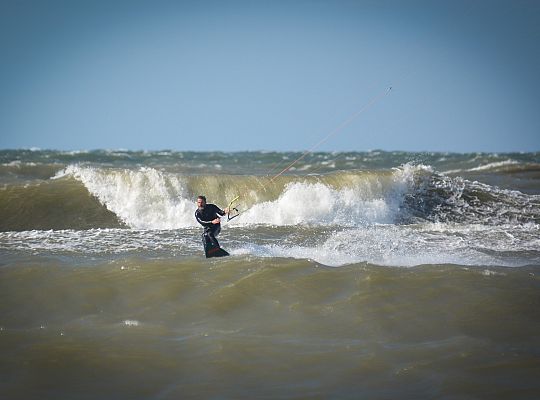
[223,207,230,214]
[212,218,221,224]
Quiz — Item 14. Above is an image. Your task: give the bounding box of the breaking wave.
[0,163,538,231]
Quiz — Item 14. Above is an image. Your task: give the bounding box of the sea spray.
[54,165,194,229]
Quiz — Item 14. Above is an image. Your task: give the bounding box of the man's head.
[197,195,206,209]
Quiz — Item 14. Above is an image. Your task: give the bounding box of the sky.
[1,0,539,152]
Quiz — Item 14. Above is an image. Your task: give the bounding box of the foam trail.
[232,223,540,267]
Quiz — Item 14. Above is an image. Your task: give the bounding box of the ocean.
[1,149,539,399]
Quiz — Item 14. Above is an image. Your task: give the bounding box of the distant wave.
[0,162,64,181]
[467,159,520,171]
[444,160,540,175]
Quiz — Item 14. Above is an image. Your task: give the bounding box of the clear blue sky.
[1,0,539,152]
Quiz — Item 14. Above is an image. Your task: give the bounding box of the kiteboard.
[203,234,229,258]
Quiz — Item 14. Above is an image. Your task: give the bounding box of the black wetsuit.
[195,204,225,247]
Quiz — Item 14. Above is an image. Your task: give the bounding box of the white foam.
[442,168,463,174]
[232,164,423,227]
[0,228,200,255]
[3,161,37,167]
[236,182,395,226]
[55,165,195,229]
[468,159,519,172]
[231,220,540,267]
[481,269,506,277]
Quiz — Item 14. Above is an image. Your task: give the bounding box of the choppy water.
[1,149,540,399]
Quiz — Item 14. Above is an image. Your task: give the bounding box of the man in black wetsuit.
[195,195,229,248]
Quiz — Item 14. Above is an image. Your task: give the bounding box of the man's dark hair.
[197,195,206,202]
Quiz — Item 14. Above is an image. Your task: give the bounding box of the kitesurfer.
[195,195,229,248]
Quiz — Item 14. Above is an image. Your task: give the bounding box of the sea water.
[1,150,539,399]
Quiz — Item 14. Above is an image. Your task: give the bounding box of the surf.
[1,161,539,232]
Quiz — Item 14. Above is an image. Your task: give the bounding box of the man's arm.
[212,204,226,217]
